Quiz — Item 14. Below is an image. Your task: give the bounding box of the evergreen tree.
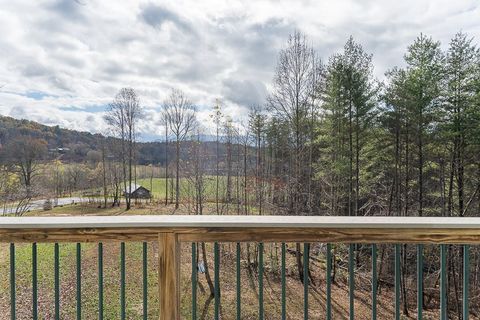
[403,34,444,216]
[444,32,479,217]
[316,36,378,217]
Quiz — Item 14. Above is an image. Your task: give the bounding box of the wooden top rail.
[1,215,480,244]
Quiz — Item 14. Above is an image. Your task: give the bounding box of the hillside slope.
[0,115,235,165]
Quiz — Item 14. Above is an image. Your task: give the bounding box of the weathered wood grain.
[1,226,480,244]
[0,227,163,243]
[158,233,179,320]
[177,228,480,244]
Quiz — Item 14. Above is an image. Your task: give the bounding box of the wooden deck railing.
[1,215,480,319]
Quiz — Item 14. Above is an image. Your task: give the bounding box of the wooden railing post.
[158,232,180,320]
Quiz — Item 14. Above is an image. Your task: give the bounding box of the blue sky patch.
[25,91,55,100]
[59,104,108,113]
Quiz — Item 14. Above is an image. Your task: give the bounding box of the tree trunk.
[175,140,180,209]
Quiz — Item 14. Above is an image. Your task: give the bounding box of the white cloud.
[0,0,479,139]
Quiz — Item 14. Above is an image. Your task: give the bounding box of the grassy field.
[136,176,260,204]
[136,176,223,202]
[0,203,439,319]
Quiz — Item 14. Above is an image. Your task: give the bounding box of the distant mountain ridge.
[0,115,237,165]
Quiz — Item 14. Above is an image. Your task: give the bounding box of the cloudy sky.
[0,0,479,140]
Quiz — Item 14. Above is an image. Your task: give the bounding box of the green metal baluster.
[236,243,241,320]
[120,242,126,320]
[10,243,15,320]
[371,244,377,320]
[281,243,286,320]
[192,242,197,320]
[143,242,148,320]
[32,243,38,320]
[463,244,469,320]
[259,243,264,319]
[349,244,354,320]
[303,243,309,320]
[55,243,60,320]
[98,243,103,320]
[76,243,82,320]
[395,244,400,320]
[417,244,423,320]
[326,244,332,320]
[440,244,447,320]
[214,242,220,320]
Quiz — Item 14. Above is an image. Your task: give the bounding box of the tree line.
[265,31,480,318]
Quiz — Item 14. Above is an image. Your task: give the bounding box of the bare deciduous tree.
[105,88,143,210]
[2,135,47,196]
[267,30,322,282]
[162,89,197,209]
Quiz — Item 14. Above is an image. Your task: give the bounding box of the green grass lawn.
[136,176,219,200]
[136,176,259,204]
[0,242,160,319]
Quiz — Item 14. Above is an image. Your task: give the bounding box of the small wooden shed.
[124,184,151,199]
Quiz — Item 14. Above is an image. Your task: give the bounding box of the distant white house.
[49,147,71,154]
[124,184,151,199]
